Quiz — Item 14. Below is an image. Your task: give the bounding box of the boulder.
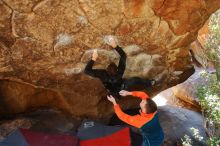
[0,0,220,118]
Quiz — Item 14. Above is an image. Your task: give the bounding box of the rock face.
[0,109,81,141]
[190,21,215,70]
[171,67,208,109]
[0,0,220,118]
[153,86,201,112]
[0,118,32,141]
[159,105,207,146]
[0,78,141,119]
[153,67,214,112]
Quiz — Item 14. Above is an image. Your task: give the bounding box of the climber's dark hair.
[107,62,117,75]
[145,99,157,114]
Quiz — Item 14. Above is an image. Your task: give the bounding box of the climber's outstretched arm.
[84,50,107,79]
[115,46,126,77]
[119,90,149,100]
[107,37,127,77]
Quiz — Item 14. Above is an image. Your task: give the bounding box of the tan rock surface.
[0,0,220,117]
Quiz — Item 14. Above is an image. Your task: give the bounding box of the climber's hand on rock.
[109,37,117,48]
[107,95,117,105]
[92,49,98,61]
[119,90,131,96]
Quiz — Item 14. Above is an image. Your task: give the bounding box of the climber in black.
[84,37,156,98]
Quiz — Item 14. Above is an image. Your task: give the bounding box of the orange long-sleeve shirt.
[114,91,156,128]
[131,91,149,100]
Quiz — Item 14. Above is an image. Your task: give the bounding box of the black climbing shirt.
[84,46,126,97]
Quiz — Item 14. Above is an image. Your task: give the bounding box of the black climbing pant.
[122,77,153,91]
